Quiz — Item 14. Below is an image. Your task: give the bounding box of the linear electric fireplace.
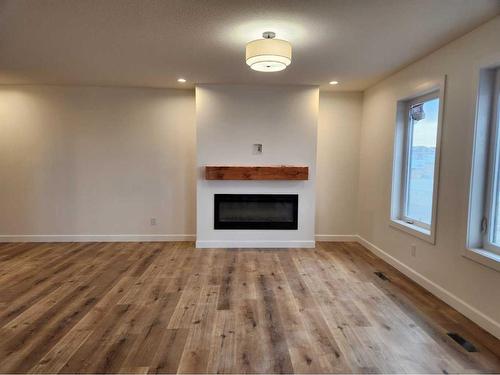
[214,194,298,230]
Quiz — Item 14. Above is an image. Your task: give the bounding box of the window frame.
[483,69,500,255]
[400,92,440,230]
[390,77,446,244]
[465,58,500,272]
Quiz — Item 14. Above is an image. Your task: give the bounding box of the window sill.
[389,218,435,244]
[464,247,500,272]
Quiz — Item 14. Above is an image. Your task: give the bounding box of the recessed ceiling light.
[177,78,186,83]
[246,31,292,72]
[329,81,339,85]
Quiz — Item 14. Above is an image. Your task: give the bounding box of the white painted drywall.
[0,85,196,240]
[316,92,362,238]
[0,84,361,242]
[358,16,500,335]
[196,84,319,248]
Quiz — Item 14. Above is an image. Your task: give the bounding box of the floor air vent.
[374,271,389,281]
[447,333,477,352]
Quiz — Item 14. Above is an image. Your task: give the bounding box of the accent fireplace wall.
[196,84,319,248]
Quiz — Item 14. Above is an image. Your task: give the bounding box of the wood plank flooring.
[0,241,498,373]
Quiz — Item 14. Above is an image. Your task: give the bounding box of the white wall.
[0,85,196,241]
[357,16,500,337]
[0,84,361,243]
[196,84,319,248]
[316,92,362,239]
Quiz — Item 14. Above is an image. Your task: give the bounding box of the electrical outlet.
[150,218,157,226]
[410,244,417,257]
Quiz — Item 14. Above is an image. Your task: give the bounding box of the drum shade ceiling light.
[246,31,292,72]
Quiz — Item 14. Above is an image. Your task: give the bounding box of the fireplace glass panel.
[214,194,298,230]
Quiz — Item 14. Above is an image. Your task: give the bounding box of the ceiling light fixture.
[177,78,186,83]
[246,31,292,72]
[329,81,339,85]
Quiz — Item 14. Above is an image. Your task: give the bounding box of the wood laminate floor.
[0,241,498,374]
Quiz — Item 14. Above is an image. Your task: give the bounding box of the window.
[391,80,445,244]
[484,69,500,255]
[467,65,500,270]
[401,94,440,229]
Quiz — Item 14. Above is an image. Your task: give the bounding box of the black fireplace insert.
[214,194,298,230]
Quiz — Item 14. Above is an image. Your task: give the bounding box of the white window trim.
[465,55,500,272]
[464,247,500,272]
[390,77,446,245]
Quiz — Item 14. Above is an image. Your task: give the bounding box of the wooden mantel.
[205,165,308,180]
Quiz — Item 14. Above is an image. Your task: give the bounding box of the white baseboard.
[356,235,500,340]
[0,234,196,242]
[196,240,315,248]
[1,234,357,244]
[315,234,358,242]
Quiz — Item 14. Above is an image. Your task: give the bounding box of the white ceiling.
[0,0,499,91]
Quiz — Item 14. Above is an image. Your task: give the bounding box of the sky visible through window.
[406,98,439,224]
